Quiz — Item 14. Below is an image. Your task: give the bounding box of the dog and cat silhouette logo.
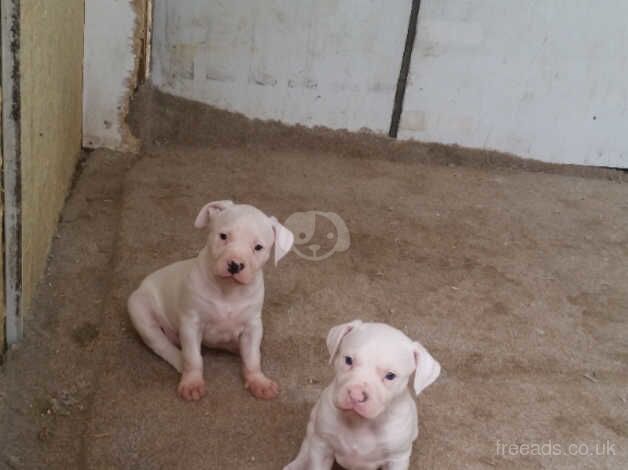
[284,211,350,261]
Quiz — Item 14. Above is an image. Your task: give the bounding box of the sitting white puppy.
[285,320,441,470]
[128,200,294,401]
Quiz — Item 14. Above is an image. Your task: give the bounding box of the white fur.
[128,201,293,401]
[285,321,440,470]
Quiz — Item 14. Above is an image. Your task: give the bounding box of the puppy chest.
[329,431,386,468]
[200,306,250,343]
[335,449,384,470]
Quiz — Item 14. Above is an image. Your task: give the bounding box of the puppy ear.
[270,216,294,265]
[326,320,362,364]
[412,341,441,396]
[194,200,234,228]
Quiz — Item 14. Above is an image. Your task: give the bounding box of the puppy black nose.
[227,261,245,274]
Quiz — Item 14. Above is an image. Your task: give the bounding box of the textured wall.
[83,0,143,151]
[20,0,84,316]
[400,0,628,167]
[151,0,410,132]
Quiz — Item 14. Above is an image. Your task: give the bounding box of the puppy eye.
[254,244,264,251]
[344,356,353,366]
[385,372,396,381]
[219,233,227,240]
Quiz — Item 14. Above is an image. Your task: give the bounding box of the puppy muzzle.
[214,251,255,284]
[335,381,384,419]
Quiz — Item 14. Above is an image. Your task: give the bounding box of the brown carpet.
[1,90,627,469]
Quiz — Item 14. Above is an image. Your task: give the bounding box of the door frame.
[1,0,23,346]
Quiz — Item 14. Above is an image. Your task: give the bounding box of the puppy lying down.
[128,201,294,400]
[285,320,441,470]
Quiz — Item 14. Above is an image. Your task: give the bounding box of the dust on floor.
[1,89,627,469]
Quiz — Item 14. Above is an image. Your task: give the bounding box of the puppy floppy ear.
[270,216,294,265]
[412,341,441,396]
[194,200,234,228]
[327,320,362,364]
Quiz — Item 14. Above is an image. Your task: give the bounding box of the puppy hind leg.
[283,443,309,470]
[383,451,411,470]
[284,425,333,470]
[128,291,183,373]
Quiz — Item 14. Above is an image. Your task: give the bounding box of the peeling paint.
[83,0,144,152]
[170,43,195,80]
[120,0,147,152]
[248,71,277,87]
[287,78,318,89]
[205,68,235,83]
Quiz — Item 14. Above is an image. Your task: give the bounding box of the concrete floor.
[1,89,627,469]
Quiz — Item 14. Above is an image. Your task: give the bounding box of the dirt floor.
[1,87,627,469]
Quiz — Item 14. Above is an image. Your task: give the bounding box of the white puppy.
[285,320,441,470]
[128,200,294,401]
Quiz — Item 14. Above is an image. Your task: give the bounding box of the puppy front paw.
[178,372,207,401]
[245,373,279,400]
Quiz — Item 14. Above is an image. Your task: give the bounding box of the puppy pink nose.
[227,260,245,274]
[348,385,369,404]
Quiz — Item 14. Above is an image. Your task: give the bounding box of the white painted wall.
[83,0,138,150]
[400,0,628,167]
[149,0,627,167]
[151,0,411,132]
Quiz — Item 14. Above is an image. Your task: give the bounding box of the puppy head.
[194,201,294,284]
[327,321,440,419]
